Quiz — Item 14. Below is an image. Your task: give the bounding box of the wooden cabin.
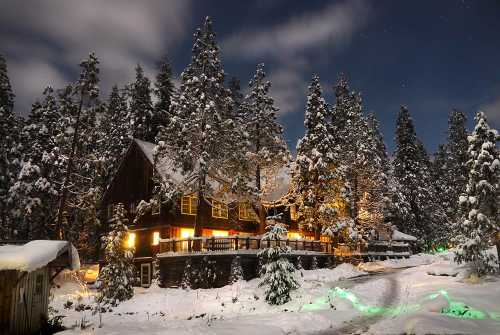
[0,240,79,335]
[101,139,308,286]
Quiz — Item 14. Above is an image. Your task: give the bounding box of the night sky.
[1,0,499,153]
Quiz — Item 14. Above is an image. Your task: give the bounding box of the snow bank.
[0,240,80,272]
[302,263,366,282]
[359,253,437,272]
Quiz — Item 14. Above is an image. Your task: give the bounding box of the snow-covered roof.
[0,240,80,272]
[392,230,417,241]
[134,138,293,204]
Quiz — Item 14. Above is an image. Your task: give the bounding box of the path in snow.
[319,268,405,335]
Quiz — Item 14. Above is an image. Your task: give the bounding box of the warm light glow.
[238,202,255,221]
[290,204,299,220]
[152,231,160,246]
[126,232,136,249]
[288,232,301,239]
[180,228,194,238]
[212,230,229,237]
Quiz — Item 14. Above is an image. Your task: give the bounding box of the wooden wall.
[158,253,334,289]
[0,267,50,335]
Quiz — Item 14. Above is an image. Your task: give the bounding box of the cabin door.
[140,263,151,287]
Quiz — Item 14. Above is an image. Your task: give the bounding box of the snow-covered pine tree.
[0,54,22,238]
[331,76,384,238]
[258,220,299,305]
[152,57,175,140]
[441,110,469,230]
[241,64,290,233]
[9,87,65,239]
[155,17,250,240]
[56,52,100,239]
[96,85,130,189]
[228,76,243,112]
[294,75,340,240]
[229,256,244,283]
[432,144,454,245]
[454,112,499,275]
[127,64,155,142]
[97,204,135,306]
[393,106,440,248]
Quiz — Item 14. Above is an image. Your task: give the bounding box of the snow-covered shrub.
[310,256,318,270]
[259,220,299,305]
[96,204,135,306]
[195,256,218,289]
[181,258,194,289]
[229,256,244,283]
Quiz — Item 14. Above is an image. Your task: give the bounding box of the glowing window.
[180,228,194,238]
[288,232,301,240]
[126,232,136,249]
[238,202,255,221]
[212,199,228,219]
[212,230,229,237]
[290,204,299,220]
[181,195,197,215]
[152,231,160,246]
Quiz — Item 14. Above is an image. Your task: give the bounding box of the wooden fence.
[159,236,335,254]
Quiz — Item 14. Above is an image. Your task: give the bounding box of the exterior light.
[127,232,136,249]
[152,231,160,246]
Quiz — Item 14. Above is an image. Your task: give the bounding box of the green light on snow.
[302,287,496,321]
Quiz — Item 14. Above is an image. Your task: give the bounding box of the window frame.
[238,202,255,221]
[181,194,198,215]
[211,199,228,219]
[290,204,299,221]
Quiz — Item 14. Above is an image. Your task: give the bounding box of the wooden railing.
[159,236,335,254]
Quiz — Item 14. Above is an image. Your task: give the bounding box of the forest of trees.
[0,17,498,272]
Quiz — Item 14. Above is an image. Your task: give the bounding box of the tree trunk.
[193,171,206,251]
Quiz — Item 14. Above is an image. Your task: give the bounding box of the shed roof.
[392,230,417,241]
[0,240,80,272]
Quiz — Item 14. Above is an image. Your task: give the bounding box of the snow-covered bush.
[96,204,135,306]
[258,220,299,305]
[229,256,244,283]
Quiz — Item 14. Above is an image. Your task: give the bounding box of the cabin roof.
[392,230,417,241]
[133,138,292,203]
[0,240,80,272]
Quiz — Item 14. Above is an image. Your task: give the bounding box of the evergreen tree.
[0,54,21,238]
[331,77,384,237]
[310,256,318,270]
[56,52,100,239]
[294,75,340,240]
[96,85,130,189]
[196,256,218,289]
[438,110,469,228]
[454,112,499,275]
[229,256,244,283]
[128,64,155,141]
[0,54,14,112]
[152,58,175,140]
[97,204,135,306]
[259,220,299,305]
[156,17,250,239]
[241,63,290,233]
[9,87,65,239]
[393,106,439,247]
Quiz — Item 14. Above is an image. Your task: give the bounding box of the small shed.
[0,240,80,335]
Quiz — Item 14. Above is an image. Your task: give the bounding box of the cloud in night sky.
[222,0,370,60]
[481,95,500,126]
[222,0,370,116]
[0,0,192,115]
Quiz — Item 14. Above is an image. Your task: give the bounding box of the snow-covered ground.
[52,250,500,335]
